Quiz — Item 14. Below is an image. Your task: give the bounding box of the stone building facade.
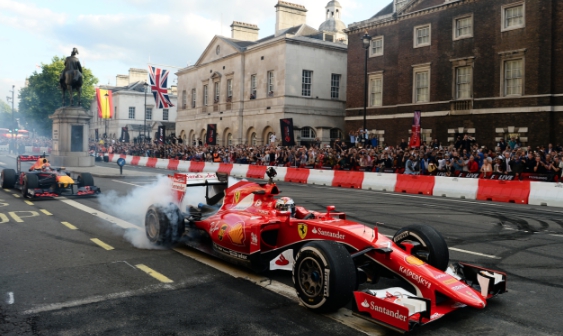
[89,68,177,142]
[175,1,348,147]
[345,0,563,147]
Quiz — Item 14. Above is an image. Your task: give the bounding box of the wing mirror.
[326,205,336,217]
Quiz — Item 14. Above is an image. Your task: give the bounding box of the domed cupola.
[318,1,348,44]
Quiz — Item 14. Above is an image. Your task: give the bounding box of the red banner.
[409,110,421,148]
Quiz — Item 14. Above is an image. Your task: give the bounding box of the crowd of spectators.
[3,133,561,181]
[90,133,563,182]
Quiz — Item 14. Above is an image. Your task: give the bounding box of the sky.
[0,0,389,108]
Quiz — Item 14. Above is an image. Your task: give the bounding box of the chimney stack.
[275,1,307,35]
[230,21,260,41]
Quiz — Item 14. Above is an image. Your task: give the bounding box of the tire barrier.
[395,175,435,195]
[285,168,310,184]
[96,154,563,208]
[476,179,530,204]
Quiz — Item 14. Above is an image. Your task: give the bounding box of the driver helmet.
[275,197,295,217]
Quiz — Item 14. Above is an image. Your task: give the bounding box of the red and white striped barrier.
[102,155,563,208]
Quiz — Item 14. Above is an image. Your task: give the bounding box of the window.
[250,75,256,99]
[182,90,187,109]
[413,65,430,103]
[128,107,135,119]
[502,2,525,31]
[267,71,274,96]
[227,79,233,100]
[414,24,431,48]
[331,74,341,99]
[370,36,384,57]
[369,75,383,106]
[163,109,169,121]
[251,132,257,146]
[203,85,208,105]
[455,66,472,99]
[301,127,316,139]
[214,82,220,104]
[504,59,523,96]
[228,133,233,146]
[330,128,342,140]
[324,34,334,42]
[145,107,152,120]
[302,70,313,97]
[191,89,196,108]
[454,15,473,40]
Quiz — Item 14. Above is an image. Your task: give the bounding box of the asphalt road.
[1,154,562,335]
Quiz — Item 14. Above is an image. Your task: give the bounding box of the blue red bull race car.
[145,168,506,333]
[0,155,101,198]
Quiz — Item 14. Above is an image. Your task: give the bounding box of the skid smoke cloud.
[98,175,173,249]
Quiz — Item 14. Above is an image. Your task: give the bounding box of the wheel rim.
[298,257,324,298]
[146,211,159,239]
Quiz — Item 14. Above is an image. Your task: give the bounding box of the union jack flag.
[148,66,174,108]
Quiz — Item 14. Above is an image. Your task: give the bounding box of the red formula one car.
[145,168,506,333]
[0,155,101,198]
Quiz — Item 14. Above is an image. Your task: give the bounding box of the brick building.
[345,0,563,148]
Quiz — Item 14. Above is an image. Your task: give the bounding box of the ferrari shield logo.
[298,223,307,239]
[234,191,241,204]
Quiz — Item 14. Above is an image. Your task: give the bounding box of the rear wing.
[171,172,228,204]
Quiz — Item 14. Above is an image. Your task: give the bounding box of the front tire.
[293,241,356,313]
[1,169,16,189]
[393,224,449,271]
[78,173,94,187]
[145,203,185,246]
[22,173,39,198]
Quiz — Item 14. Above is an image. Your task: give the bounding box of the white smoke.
[98,175,174,249]
[97,174,241,249]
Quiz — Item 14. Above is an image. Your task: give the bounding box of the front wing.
[27,185,101,198]
[353,262,507,333]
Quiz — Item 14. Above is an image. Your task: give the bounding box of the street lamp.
[143,81,149,143]
[8,85,15,152]
[361,32,372,142]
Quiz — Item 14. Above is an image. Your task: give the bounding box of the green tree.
[0,100,18,129]
[18,56,98,135]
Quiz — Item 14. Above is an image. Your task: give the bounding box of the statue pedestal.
[49,107,94,167]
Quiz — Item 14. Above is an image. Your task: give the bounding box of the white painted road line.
[550,234,563,238]
[174,247,385,336]
[111,180,145,187]
[449,247,501,259]
[21,277,212,315]
[7,292,14,304]
[58,198,141,231]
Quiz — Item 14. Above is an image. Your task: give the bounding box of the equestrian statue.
[59,48,83,106]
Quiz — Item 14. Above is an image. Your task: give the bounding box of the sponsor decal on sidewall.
[323,269,330,298]
[399,266,431,289]
[394,231,410,242]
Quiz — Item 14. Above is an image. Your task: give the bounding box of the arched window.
[301,127,316,140]
[251,132,257,146]
[228,133,233,146]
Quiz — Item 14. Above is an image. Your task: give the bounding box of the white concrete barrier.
[124,155,135,165]
[230,164,249,178]
[307,169,335,186]
[177,160,190,171]
[204,162,219,173]
[433,176,478,199]
[529,182,563,207]
[137,157,149,166]
[155,158,169,169]
[0,144,8,151]
[361,172,397,192]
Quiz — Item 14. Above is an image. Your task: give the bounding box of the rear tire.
[22,173,39,198]
[145,203,185,246]
[78,173,94,187]
[1,169,16,189]
[393,224,449,271]
[293,241,356,313]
